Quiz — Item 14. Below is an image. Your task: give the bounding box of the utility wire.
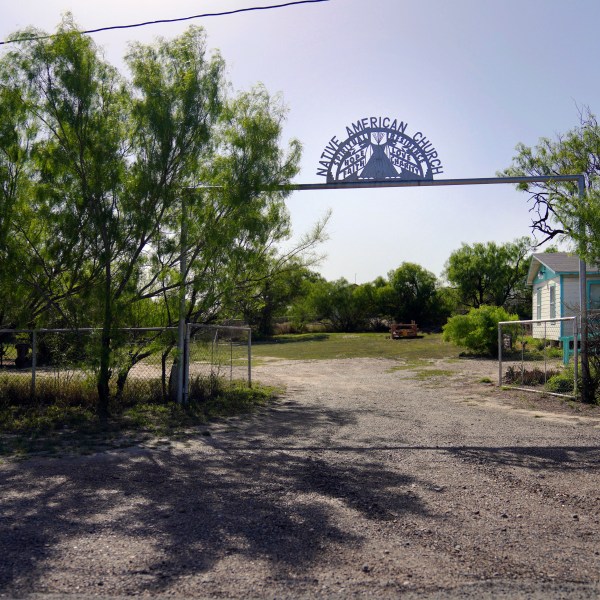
[1,0,330,46]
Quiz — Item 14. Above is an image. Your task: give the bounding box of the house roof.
[527,252,600,285]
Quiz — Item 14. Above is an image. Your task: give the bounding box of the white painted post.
[498,323,502,386]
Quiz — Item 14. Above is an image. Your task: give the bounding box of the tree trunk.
[168,357,179,402]
[115,368,130,403]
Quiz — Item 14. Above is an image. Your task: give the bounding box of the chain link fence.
[0,325,251,404]
[498,317,578,398]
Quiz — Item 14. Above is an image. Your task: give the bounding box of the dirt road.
[1,357,600,598]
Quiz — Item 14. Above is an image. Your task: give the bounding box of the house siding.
[532,276,561,340]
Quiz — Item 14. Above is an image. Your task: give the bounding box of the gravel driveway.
[1,357,599,599]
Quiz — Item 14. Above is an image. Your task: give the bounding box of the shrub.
[188,373,224,403]
[546,372,574,393]
[443,305,519,357]
[504,365,563,387]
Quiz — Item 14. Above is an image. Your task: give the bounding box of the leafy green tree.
[13,23,222,414]
[308,278,374,332]
[444,238,531,317]
[287,271,327,331]
[443,305,518,357]
[176,86,325,330]
[237,262,315,337]
[0,73,38,329]
[435,286,461,321]
[0,20,318,414]
[387,262,442,326]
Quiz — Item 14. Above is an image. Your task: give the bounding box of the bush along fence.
[0,325,252,405]
[497,317,578,398]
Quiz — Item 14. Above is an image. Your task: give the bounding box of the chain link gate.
[0,324,252,404]
[498,317,578,398]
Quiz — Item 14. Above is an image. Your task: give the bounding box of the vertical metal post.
[521,334,525,385]
[177,192,188,404]
[498,323,502,386]
[183,323,191,404]
[30,330,37,399]
[230,335,233,384]
[247,328,252,388]
[543,321,547,384]
[578,175,590,402]
[573,317,579,398]
[211,331,217,370]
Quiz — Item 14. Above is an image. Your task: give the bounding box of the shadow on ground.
[0,399,429,594]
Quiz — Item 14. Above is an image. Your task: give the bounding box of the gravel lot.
[1,357,600,599]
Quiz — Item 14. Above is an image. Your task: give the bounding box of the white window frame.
[549,285,556,319]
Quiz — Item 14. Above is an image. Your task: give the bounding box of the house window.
[536,289,542,320]
[549,286,556,319]
[590,283,600,310]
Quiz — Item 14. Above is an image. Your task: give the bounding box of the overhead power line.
[1,0,330,46]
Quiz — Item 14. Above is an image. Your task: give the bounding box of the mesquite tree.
[0,19,315,415]
[502,108,600,260]
[444,238,531,317]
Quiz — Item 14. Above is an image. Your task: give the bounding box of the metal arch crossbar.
[288,174,583,191]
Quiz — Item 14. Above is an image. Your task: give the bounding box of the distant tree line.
[240,237,533,337]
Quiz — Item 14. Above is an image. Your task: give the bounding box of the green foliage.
[546,369,575,394]
[0,19,314,414]
[306,278,374,332]
[514,336,562,360]
[444,238,531,317]
[284,262,455,334]
[388,262,436,326]
[238,263,320,337]
[443,305,518,356]
[360,263,454,329]
[502,108,600,262]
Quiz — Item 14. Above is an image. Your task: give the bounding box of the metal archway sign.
[316,116,443,183]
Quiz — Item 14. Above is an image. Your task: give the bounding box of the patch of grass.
[0,375,277,458]
[412,369,454,380]
[479,377,493,384]
[387,359,433,373]
[253,332,462,362]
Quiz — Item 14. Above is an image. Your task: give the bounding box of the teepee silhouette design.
[359,144,399,179]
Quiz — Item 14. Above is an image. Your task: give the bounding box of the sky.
[1,0,599,283]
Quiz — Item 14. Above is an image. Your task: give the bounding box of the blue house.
[527,252,600,361]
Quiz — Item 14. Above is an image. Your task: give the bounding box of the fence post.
[498,323,502,386]
[248,328,252,388]
[183,323,191,404]
[573,317,579,398]
[30,330,37,399]
[544,321,547,384]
